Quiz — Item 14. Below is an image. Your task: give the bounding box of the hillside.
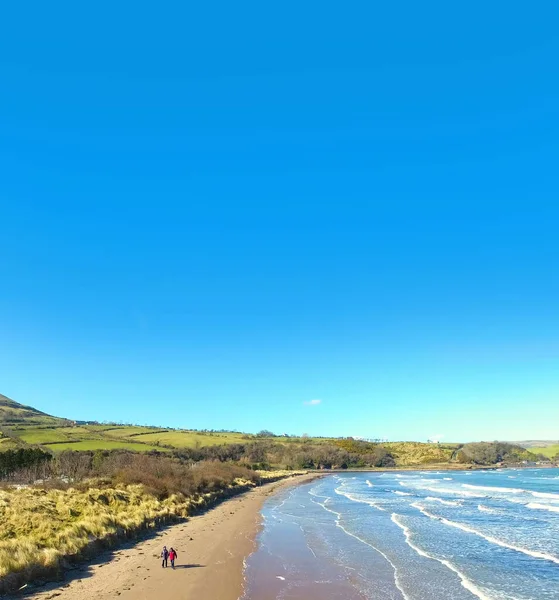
[0,394,68,427]
[0,394,550,467]
[516,440,559,460]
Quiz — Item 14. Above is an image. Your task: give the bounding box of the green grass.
[42,440,168,453]
[16,428,75,444]
[536,444,559,459]
[101,426,169,438]
[14,426,108,444]
[0,394,67,427]
[128,430,249,448]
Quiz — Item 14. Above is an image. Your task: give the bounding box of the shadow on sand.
[13,525,193,599]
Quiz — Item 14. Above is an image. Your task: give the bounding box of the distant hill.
[515,440,559,448]
[0,393,553,466]
[0,394,67,427]
[515,440,559,460]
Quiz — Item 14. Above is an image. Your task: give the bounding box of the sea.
[241,468,559,600]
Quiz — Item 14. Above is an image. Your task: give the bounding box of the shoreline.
[15,473,322,600]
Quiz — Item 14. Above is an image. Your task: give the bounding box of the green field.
[127,430,250,448]
[4,425,171,453]
[14,426,96,445]
[101,426,170,438]
[1,422,252,453]
[536,444,559,459]
[43,440,168,453]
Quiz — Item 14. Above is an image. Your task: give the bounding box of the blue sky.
[1,2,558,441]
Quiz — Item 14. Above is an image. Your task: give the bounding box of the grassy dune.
[0,467,300,593]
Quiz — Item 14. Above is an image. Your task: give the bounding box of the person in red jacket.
[168,547,178,569]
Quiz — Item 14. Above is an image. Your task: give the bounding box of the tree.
[256,430,275,438]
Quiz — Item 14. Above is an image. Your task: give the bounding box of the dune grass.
[0,460,300,593]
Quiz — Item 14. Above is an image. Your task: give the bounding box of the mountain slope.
[0,394,67,426]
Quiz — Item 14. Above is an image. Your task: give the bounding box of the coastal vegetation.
[0,451,299,593]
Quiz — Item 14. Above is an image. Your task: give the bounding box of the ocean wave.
[393,491,412,496]
[335,486,387,512]
[531,491,559,501]
[462,484,524,494]
[443,477,453,481]
[398,479,440,488]
[425,496,461,506]
[477,505,499,514]
[413,504,559,565]
[312,498,411,600]
[526,502,559,514]
[366,480,374,487]
[421,486,485,498]
[390,514,494,600]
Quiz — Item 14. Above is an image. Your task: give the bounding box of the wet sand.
[21,474,321,600]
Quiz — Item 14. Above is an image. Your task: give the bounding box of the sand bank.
[19,473,321,600]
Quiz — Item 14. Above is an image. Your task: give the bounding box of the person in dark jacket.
[161,546,169,568]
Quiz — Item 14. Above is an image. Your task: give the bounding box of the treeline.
[0,441,395,484]
[456,442,544,465]
[173,439,396,469]
[0,449,263,497]
[0,448,52,478]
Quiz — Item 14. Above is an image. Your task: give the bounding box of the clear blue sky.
[1,2,558,442]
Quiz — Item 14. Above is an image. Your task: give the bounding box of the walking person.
[161,545,169,568]
[169,547,178,569]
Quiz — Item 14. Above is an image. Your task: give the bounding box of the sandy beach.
[19,474,320,600]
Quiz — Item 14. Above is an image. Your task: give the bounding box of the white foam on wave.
[422,486,485,498]
[310,497,412,600]
[413,504,559,565]
[335,486,387,512]
[443,477,453,481]
[366,480,374,487]
[425,496,461,507]
[393,491,412,496]
[526,502,559,514]
[276,576,286,581]
[477,505,499,514]
[390,513,493,600]
[462,484,524,494]
[531,491,559,501]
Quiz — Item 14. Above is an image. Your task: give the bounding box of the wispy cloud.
[304,399,322,406]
